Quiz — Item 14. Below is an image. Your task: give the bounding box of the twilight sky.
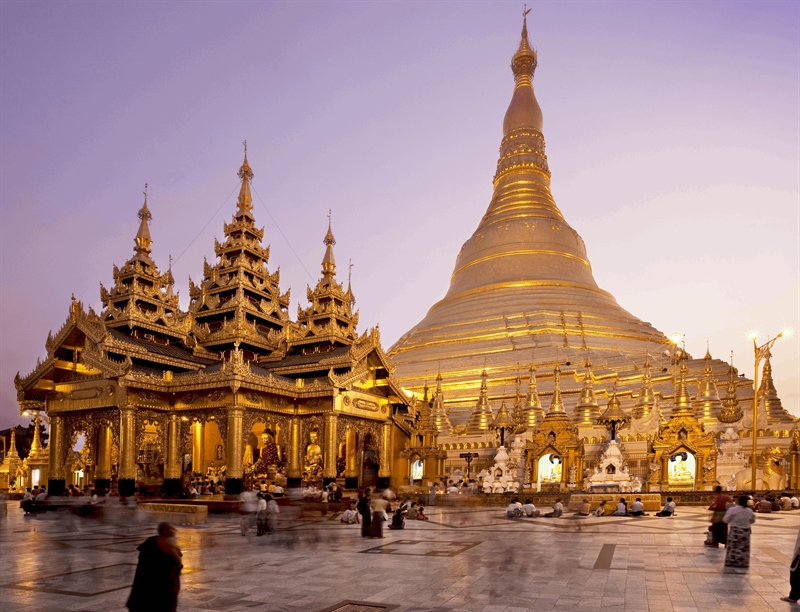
[1,1,798,429]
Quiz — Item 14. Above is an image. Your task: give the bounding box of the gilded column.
[95,425,112,492]
[191,421,204,473]
[118,406,137,496]
[162,413,182,495]
[660,453,669,491]
[344,428,358,489]
[225,408,244,495]
[323,413,338,484]
[378,420,392,488]
[288,416,302,487]
[47,414,66,496]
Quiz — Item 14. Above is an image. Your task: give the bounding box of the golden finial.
[512,4,537,83]
[348,259,353,287]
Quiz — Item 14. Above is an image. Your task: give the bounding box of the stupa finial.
[236,140,254,217]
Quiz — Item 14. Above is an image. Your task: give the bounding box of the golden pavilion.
[12,148,423,496]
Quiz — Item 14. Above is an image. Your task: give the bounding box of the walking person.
[357,488,372,538]
[428,482,438,507]
[370,492,389,539]
[780,523,800,603]
[265,493,279,534]
[126,522,182,612]
[706,485,731,547]
[722,495,756,568]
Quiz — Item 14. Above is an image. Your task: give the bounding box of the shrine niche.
[650,416,717,492]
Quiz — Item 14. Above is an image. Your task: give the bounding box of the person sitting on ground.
[260,480,268,493]
[447,481,459,494]
[187,484,199,499]
[613,498,629,516]
[506,498,523,518]
[771,495,782,512]
[416,506,429,521]
[629,498,647,516]
[544,498,563,518]
[656,497,676,517]
[578,499,591,516]
[521,499,539,517]
[388,507,406,530]
[272,483,284,497]
[34,486,47,501]
[757,496,773,513]
[595,500,608,517]
[406,502,418,520]
[341,503,360,524]
[792,494,800,510]
[215,484,224,494]
[780,493,793,511]
[31,485,40,498]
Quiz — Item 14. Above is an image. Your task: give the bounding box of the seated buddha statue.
[303,430,323,481]
[670,456,693,482]
[254,432,280,475]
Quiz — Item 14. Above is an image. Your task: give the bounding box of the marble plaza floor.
[1,500,799,612]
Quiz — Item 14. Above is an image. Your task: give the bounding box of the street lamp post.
[749,330,792,489]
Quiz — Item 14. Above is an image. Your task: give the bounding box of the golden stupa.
[390,15,671,412]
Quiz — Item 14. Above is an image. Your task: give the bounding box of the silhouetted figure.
[127,522,182,612]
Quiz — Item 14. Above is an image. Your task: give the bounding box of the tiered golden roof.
[290,219,359,350]
[100,189,188,340]
[189,146,290,354]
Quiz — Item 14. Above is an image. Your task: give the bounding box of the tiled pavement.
[1,500,799,611]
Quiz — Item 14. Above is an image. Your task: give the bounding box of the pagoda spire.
[321,210,336,281]
[758,348,795,424]
[524,359,544,429]
[132,184,154,265]
[671,350,695,418]
[7,426,19,458]
[235,140,254,220]
[633,354,657,419]
[290,217,358,350]
[548,364,565,414]
[466,367,495,434]
[694,347,722,425]
[719,352,743,423]
[572,357,600,426]
[512,367,526,434]
[430,368,453,436]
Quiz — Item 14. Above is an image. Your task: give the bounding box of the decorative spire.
[633,354,657,419]
[548,363,565,414]
[694,347,722,424]
[572,357,600,425]
[322,210,336,280]
[512,367,526,434]
[132,183,154,264]
[430,368,454,436]
[7,426,19,458]
[511,5,538,86]
[524,358,544,429]
[719,351,743,423]
[671,349,694,418]
[466,367,495,434]
[758,348,795,424]
[236,140,254,219]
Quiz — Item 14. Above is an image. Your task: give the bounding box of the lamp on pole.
[749,329,792,489]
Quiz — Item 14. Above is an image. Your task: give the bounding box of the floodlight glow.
[781,328,793,338]
[747,331,758,340]
[670,333,682,345]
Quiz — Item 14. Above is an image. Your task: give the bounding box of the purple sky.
[1,2,798,429]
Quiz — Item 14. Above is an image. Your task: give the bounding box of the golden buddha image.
[304,430,323,481]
